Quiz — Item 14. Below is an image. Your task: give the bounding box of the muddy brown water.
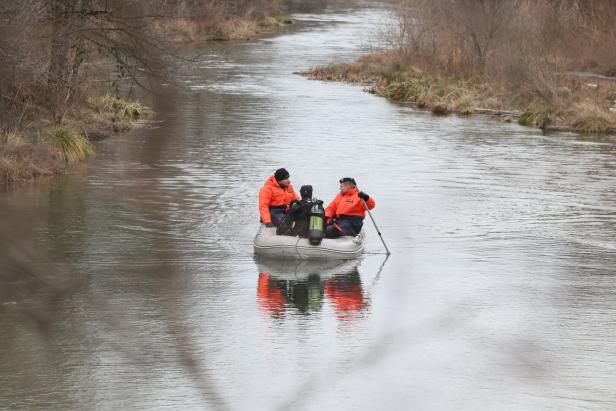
[1,4,616,410]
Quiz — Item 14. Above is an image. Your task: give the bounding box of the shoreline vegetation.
[300,52,616,135]
[158,14,294,43]
[0,1,294,186]
[301,0,616,137]
[0,95,151,184]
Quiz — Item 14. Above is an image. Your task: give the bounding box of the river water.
[1,3,616,411]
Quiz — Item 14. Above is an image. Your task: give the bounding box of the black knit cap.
[274,168,290,181]
[339,177,356,185]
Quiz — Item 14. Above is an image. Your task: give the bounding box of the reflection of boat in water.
[253,224,364,260]
[256,257,366,317]
[256,256,359,281]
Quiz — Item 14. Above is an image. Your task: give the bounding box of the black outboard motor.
[308,200,325,245]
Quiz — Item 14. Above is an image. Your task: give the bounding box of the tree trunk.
[47,0,76,125]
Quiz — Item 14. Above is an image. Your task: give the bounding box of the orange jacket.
[325,187,375,219]
[259,176,300,224]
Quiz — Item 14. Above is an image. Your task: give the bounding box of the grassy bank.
[0,95,151,186]
[306,1,616,136]
[1,1,293,188]
[301,51,616,135]
[1,9,291,188]
[158,14,294,42]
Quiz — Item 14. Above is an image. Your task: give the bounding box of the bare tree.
[1,0,285,129]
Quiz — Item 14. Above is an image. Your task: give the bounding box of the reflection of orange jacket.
[259,176,300,224]
[257,273,285,313]
[324,281,364,313]
[325,188,375,219]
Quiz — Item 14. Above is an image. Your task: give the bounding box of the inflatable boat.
[253,224,364,260]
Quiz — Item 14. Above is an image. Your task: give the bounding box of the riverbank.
[300,51,616,136]
[0,12,293,187]
[157,15,294,42]
[0,95,151,185]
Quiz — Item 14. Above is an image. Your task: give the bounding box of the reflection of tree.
[46,175,88,261]
[257,270,366,318]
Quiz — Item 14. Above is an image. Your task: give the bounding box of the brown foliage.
[385,0,616,114]
[0,0,283,132]
[0,142,60,185]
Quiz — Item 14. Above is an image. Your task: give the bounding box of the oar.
[358,188,391,255]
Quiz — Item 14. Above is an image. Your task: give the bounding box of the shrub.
[0,143,58,185]
[90,94,152,120]
[453,95,475,115]
[0,130,29,146]
[44,128,94,163]
[431,101,450,115]
[568,103,615,134]
[0,156,18,185]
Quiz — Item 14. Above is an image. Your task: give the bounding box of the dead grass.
[155,14,292,42]
[0,138,60,185]
[0,130,30,146]
[453,96,475,115]
[73,93,154,138]
[431,101,450,115]
[1,90,153,186]
[212,19,258,40]
[301,52,395,83]
[89,94,152,120]
[303,50,616,133]
[304,53,498,117]
[0,126,97,185]
[301,0,616,134]
[376,75,492,115]
[568,102,616,134]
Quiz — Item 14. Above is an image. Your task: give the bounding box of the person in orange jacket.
[324,177,375,238]
[259,168,300,227]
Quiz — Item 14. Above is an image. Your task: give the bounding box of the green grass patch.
[375,75,483,116]
[276,15,293,25]
[378,76,442,102]
[517,106,559,128]
[519,111,546,127]
[44,128,94,164]
[308,58,498,117]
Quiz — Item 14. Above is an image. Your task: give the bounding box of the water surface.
[1,3,615,410]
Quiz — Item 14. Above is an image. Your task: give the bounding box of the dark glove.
[358,191,370,201]
[265,222,276,228]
